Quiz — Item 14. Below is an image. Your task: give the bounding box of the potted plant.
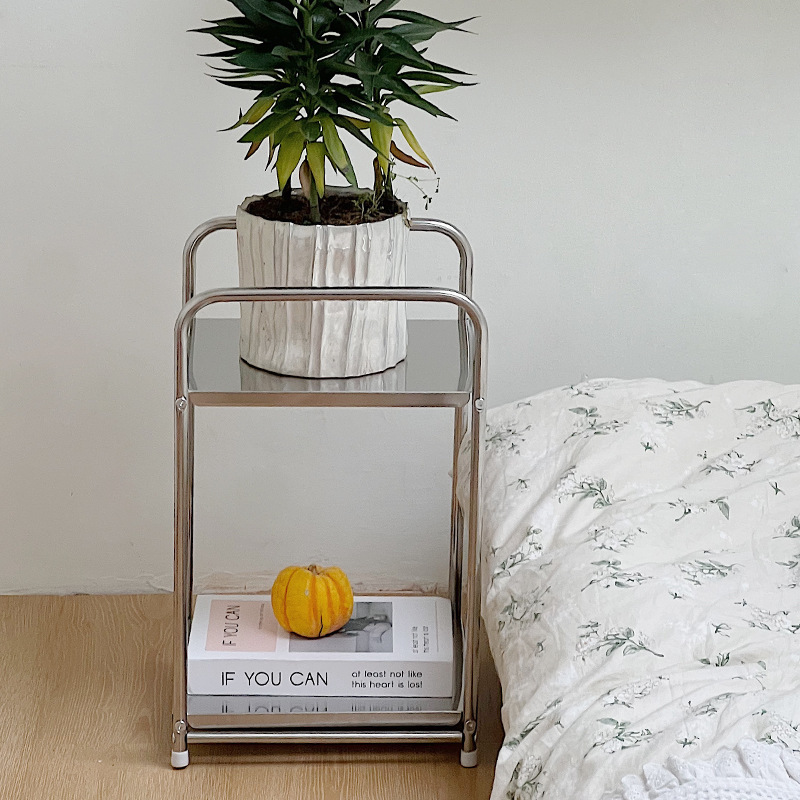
[196,0,473,378]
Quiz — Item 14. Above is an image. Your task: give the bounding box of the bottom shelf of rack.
[185,592,466,732]
[186,728,464,745]
[187,694,463,730]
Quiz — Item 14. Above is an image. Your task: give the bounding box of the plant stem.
[309,180,322,225]
[372,157,384,199]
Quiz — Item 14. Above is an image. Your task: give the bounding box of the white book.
[187,695,456,716]
[187,594,454,697]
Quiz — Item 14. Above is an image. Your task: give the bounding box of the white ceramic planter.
[236,195,409,378]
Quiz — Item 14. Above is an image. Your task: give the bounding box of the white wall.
[3,1,800,593]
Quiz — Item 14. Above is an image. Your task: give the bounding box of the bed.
[472,377,800,799]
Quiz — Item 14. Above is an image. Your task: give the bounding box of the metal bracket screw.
[175,397,188,411]
[474,398,485,412]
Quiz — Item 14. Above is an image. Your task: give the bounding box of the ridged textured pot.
[236,195,409,378]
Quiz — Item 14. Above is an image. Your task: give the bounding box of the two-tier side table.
[172,217,487,768]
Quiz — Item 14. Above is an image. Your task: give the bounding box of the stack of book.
[187,594,456,717]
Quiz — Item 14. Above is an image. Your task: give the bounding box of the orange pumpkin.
[270,564,354,638]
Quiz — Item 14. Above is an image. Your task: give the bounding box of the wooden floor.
[0,595,503,800]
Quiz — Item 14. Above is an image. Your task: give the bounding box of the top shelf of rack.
[188,318,472,409]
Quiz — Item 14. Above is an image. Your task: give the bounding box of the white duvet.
[476,378,800,799]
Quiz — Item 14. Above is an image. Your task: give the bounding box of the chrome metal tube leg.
[186,402,195,636]
[173,322,194,767]
[171,720,189,768]
[449,406,464,616]
[460,319,487,769]
[461,717,478,767]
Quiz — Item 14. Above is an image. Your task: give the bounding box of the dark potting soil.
[245,192,406,226]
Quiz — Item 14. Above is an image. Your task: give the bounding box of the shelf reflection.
[239,358,407,394]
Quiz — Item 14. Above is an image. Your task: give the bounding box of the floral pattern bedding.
[475,378,800,799]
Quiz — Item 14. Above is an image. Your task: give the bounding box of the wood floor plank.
[0,595,502,800]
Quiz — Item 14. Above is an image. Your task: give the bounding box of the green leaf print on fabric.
[668,497,730,522]
[505,757,544,800]
[503,699,563,751]
[566,407,626,441]
[590,718,660,755]
[582,560,651,591]
[685,692,737,717]
[738,399,800,439]
[492,527,543,584]
[486,423,532,454]
[564,379,617,398]
[678,558,738,585]
[677,736,700,748]
[774,516,800,539]
[577,622,664,659]
[698,653,731,666]
[646,398,710,426]
[777,553,800,588]
[498,587,551,633]
[602,678,662,709]
[556,468,615,508]
[701,450,761,477]
[759,712,800,750]
[747,607,800,634]
[585,525,643,552]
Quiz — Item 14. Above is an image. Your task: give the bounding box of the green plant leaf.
[223,96,276,131]
[272,45,305,60]
[227,50,286,71]
[334,26,381,48]
[237,110,297,143]
[384,11,476,29]
[375,31,431,70]
[384,12,476,45]
[300,119,322,141]
[272,118,301,145]
[410,57,472,76]
[306,142,327,195]
[368,0,403,22]
[370,120,393,172]
[192,20,261,39]
[216,78,288,91]
[333,114,378,153]
[316,92,338,114]
[332,0,370,13]
[320,117,348,169]
[341,115,370,130]
[276,132,306,189]
[334,90,392,125]
[413,84,457,95]
[396,70,470,86]
[237,0,297,28]
[311,7,339,30]
[354,51,377,98]
[395,118,434,170]
[385,84,453,119]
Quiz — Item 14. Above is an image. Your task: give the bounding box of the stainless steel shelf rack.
[172,217,487,768]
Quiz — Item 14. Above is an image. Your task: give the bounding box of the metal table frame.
[172,217,487,768]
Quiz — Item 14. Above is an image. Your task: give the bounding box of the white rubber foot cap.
[460,749,478,768]
[171,750,190,769]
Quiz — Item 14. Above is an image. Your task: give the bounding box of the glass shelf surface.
[188,318,472,408]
